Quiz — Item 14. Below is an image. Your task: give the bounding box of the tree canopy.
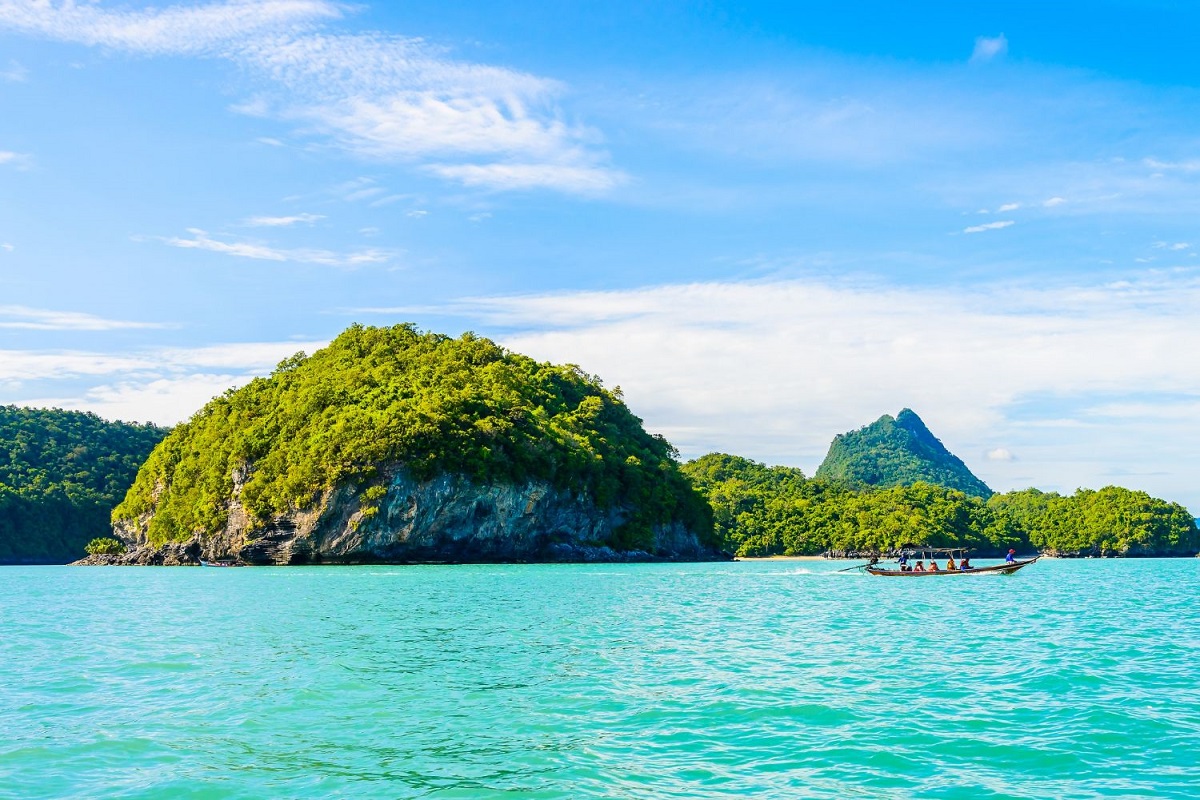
[0,406,167,563]
[684,453,1198,558]
[115,324,713,552]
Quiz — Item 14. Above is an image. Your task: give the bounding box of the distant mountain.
[0,406,168,563]
[815,409,993,498]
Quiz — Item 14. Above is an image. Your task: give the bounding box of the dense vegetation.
[684,453,1199,558]
[0,406,167,563]
[115,324,714,551]
[815,408,993,498]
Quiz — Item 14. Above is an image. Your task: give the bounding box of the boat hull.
[865,557,1038,576]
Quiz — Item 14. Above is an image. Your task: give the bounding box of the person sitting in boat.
[927,560,940,571]
[959,556,973,570]
[912,561,925,572]
[945,555,957,570]
[1005,549,1016,563]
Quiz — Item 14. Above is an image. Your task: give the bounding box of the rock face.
[83,469,726,565]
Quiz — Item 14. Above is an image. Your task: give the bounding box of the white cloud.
[970,34,1008,63]
[963,220,1014,234]
[406,209,428,218]
[1043,196,1066,207]
[997,202,1021,212]
[5,338,328,424]
[162,228,392,267]
[0,305,167,331]
[986,448,1014,461]
[1143,158,1200,173]
[0,0,340,55]
[431,273,1200,506]
[1,59,26,81]
[1153,241,1190,251]
[0,150,31,168]
[0,0,619,194]
[428,162,626,193]
[1,242,12,252]
[243,213,324,227]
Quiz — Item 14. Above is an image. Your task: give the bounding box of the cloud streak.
[0,0,619,193]
[162,228,393,267]
[0,305,168,331]
[963,220,1014,234]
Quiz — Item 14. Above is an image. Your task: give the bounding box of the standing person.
[1005,549,1017,563]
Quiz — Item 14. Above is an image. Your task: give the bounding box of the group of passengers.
[897,554,971,572]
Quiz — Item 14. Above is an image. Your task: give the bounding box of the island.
[80,324,722,565]
[683,410,1199,559]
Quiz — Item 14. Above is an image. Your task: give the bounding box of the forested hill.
[0,406,168,563]
[685,453,1199,558]
[815,409,993,498]
[112,324,715,562]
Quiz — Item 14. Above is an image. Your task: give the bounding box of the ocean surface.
[2,559,1197,799]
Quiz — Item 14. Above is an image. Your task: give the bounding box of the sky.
[2,0,1199,511]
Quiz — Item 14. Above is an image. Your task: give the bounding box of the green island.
[104,324,717,564]
[683,409,1198,558]
[0,406,167,564]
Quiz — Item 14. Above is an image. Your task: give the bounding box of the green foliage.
[685,453,1199,558]
[989,486,1199,556]
[815,409,993,499]
[0,406,167,563]
[85,537,125,556]
[116,324,714,551]
[683,454,1018,557]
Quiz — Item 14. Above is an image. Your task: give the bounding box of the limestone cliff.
[82,468,722,565]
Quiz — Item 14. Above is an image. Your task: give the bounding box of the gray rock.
[85,469,726,566]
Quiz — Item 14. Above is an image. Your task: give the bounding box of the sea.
[1,558,1197,799]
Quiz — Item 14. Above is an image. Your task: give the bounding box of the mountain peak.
[815,410,992,498]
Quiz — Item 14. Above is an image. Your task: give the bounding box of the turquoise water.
[2,559,1197,799]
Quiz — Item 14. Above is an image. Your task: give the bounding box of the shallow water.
[1,559,1197,798]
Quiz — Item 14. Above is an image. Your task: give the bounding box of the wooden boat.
[859,546,1038,577]
[199,558,242,567]
[865,557,1038,576]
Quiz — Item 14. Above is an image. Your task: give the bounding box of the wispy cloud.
[1144,158,1200,173]
[427,162,626,193]
[0,0,340,55]
[1,242,12,252]
[1,59,26,81]
[1043,196,1066,207]
[1153,241,1190,251]
[970,34,1008,63]
[162,228,392,267]
[4,338,328,424]
[243,212,324,227]
[0,0,619,194]
[986,448,1014,461]
[997,202,1021,212]
[0,150,31,168]
[0,305,167,331]
[963,220,1014,234]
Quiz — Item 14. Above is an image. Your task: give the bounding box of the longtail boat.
[199,558,242,567]
[858,547,1038,577]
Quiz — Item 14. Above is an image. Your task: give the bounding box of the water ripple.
[1,559,1198,798]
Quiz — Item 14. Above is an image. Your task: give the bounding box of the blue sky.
[2,1,1199,510]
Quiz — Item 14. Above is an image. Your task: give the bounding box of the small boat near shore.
[857,547,1038,577]
[199,559,242,568]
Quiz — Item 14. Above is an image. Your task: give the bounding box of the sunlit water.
[2,559,1197,799]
